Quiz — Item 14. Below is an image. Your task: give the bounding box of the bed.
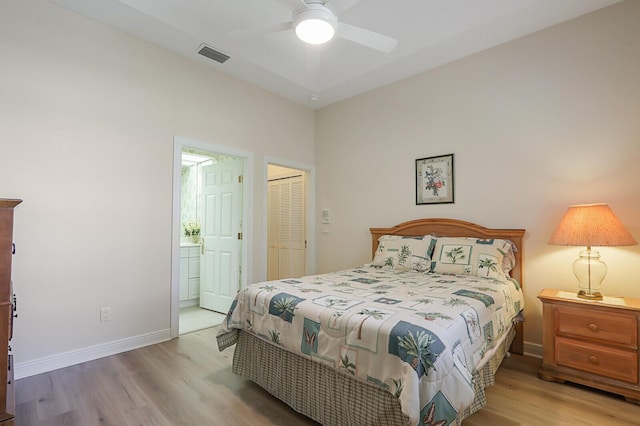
[217,218,525,426]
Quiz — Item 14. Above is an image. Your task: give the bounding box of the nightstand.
[538,288,640,403]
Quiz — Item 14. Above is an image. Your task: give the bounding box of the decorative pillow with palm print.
[371,235,436,272]
[431,237,513,279]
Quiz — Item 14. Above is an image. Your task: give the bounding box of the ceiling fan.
[234,0,398,53]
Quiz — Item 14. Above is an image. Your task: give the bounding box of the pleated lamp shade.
[549,203,637,300]
[549,203,637,248]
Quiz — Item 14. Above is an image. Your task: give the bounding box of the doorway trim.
[263,156,316,279]
[172,136,254,338]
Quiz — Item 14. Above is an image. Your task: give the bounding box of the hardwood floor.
[15,327,640,425]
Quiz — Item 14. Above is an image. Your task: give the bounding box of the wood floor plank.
[15,327,640,425]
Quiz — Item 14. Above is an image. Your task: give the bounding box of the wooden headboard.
[370,218,525,354]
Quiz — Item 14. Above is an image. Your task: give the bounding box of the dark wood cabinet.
[0,199,21,425]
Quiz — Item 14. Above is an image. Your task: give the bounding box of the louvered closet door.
[267,175,305,280]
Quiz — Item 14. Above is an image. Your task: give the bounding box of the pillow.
[431,237,514,279]
[372,235,436,272]
[501,240,517,274]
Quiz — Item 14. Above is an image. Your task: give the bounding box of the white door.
[200,159,243,313]
[267,174,305,279]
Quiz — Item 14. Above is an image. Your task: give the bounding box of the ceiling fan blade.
[337,22,397,53]
[325,0,361,16]
[273,0,309,10]
[228,21,292,39]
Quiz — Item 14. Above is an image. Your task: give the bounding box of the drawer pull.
[587,323,599,332]
[588,355,599,364]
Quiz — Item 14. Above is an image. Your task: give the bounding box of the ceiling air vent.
[197,44,230,64]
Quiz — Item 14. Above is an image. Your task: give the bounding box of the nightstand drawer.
[556,306,637,348]
[556,336,638,384]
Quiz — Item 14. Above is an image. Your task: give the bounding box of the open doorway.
[177,148,245,335]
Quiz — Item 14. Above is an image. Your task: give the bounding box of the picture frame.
[415,154,454,204]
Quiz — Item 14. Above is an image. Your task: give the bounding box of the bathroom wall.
[181,165,199,233]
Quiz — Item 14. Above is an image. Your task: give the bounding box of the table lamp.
[548,203,637,300]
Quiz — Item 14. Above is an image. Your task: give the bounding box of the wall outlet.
[100,307,111,322]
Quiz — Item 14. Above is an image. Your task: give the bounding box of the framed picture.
[415,154,454,204]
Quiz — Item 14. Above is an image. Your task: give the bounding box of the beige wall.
[0,0,314,370]
[2,0,639,373]
[315,0,640,352]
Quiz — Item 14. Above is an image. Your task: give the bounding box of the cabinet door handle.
[588,323,599,332]
[588,355,599,364]
[12,243,15,255]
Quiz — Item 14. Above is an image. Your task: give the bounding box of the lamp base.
[573,248,606,302]
[577,289,603,301]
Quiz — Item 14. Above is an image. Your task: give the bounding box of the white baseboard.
[14,328,172,380]
[13,332,544,380]
[179,299,199,308]
[523,340,543,359]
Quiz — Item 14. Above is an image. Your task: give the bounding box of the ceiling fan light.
[293,4,337,45]
[296,18,335,44]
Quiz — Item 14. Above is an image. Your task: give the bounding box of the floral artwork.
[416,154,454,204]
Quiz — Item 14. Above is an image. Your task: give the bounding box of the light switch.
[321,209,331,224]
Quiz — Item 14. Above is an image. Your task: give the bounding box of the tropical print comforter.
[217,266,523,426]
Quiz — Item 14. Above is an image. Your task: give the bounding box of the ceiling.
[47,0,621,109]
